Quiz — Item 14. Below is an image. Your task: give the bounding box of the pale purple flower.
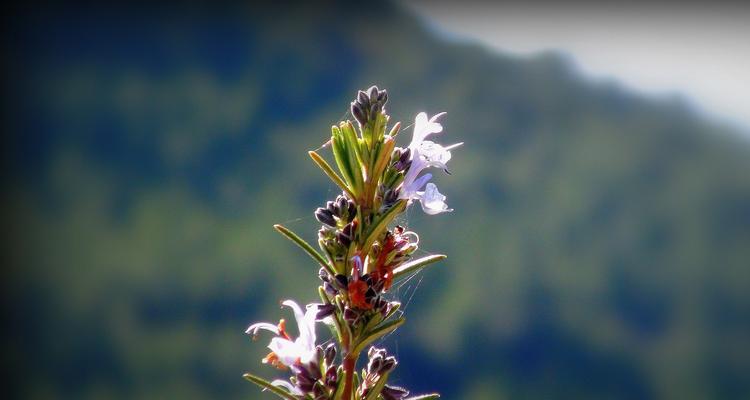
[245,300,319,367]
[417,183,453,215]
[399,112,461,214]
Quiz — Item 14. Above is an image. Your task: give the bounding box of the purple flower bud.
[370,103,379,119]
[334,274,348,290]
[324,282,337,295]
[352,103,366,125]
[325,365,338,388]
[381,385,409,400]
[324,343,336,366]
[343,307,358,323]
[315,208,336,227]
[316,304,336,320]
[368,357,383,374]
[358,90,369,106]
[381,356,397,373]
[368,86,379,101]
[313,382,327,399]
[336,231,351,247]
[377,89,388,104]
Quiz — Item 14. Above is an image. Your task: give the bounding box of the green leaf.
[361,200,406,253]
[405,394,441,399]
[363,371,391,400]
[341,121,365,194]
[309,150,355,199]
[392,255,447,281]
[243,373,297,400]
[273,224,335,276]
[331,127,356,194]
[352,317,405,355]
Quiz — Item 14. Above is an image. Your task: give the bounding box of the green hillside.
[3,1,750,399]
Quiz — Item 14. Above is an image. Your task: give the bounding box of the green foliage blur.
[3,1,749,399]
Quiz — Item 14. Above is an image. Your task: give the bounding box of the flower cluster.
[245,86,458,399]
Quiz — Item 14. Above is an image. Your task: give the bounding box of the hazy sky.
[403,1,750,131]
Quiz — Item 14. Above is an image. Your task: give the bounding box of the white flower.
[245,300,319,367]
[399,112,461,214]
[417,183,453,215]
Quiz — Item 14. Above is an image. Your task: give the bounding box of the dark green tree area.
[3,1,749,399]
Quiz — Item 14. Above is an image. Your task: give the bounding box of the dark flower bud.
[381,385,409,400]
[373,279,386,293]
[368,346,382,359]
[334,274,348,290]
[347,201,357,221]
[326,201,336,213]
[365,287,377,302]
[358,90,369,106]
[295,370,315,392]
[368,357,383,375]
[324,343,336,366]
[336,231,351,247]
[352,103,366,125]
[325,365,338,388]
[377,89,388,104]
[399,147,411,163]
[309,360,323,380]
[379,300,390,317]
[368,86,379,101]
[315,208,336,227]
[343,307,358,323]
[319,268,330,282]
[324,282,337,295]
[313,381,327,399]
[370,103,379,119]
[336,196,348,216]
[342,222,354,237]
[316,304,336,320]
[381,357,397,373]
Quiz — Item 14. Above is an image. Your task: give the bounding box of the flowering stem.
[342,352,359,400]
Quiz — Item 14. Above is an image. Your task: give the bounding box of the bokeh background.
[3,1,749,399]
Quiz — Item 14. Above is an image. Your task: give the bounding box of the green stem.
[341,352,359,400]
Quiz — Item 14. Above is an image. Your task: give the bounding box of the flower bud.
[381,356,397,374]
[381,385,409,400]
[368,85,378,101]
[352,103,366,126]
[315,208,336,227]
[316,304,335,320]
[325,365,338,388]
[334,274,348,290]
[377,89,388,104]
[358,90,369,106]
[323,282,337,295]
[324,343,336,366]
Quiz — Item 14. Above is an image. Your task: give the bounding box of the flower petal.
[268,337,304,366]
[245,322,280,337]
[409,112,445,150]
[281,300,315,350]
[418,183,453,215]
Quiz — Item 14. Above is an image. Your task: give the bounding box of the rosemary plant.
[244,86,461,400]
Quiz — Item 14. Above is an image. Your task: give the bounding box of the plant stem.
[341,351,359,400]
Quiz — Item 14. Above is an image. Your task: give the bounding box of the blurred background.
[2,1,749,399]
